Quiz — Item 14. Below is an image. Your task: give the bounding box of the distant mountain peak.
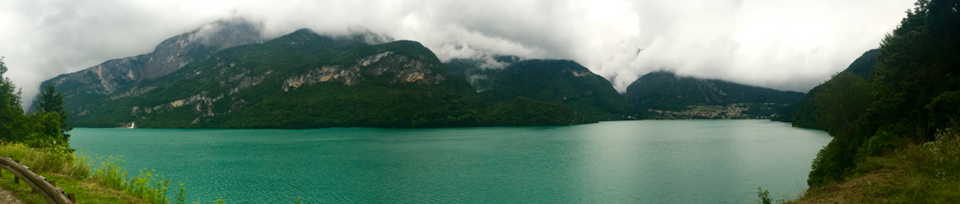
[142,18,264,79]
[40,18,266,115]
[188,18,264,46]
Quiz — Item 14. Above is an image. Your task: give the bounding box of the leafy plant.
[757,187,772,204]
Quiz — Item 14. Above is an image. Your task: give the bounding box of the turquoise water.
[70,120,831,203]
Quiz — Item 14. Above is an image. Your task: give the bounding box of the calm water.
[70,120,831,203]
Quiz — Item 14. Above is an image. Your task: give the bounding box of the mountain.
[444,57,633,120]
[624,71,804,119]
[41,19,264,114]
[47,26,592,128]
[841,49,879,80]
[777,49,878,129]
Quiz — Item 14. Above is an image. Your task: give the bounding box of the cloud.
[0,0,915,108]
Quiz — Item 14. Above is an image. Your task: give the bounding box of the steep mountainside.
[777,49,879,129]
[842,49,879,80]
[624,71,804,119]
[59,29,592,128]
[444,57,633,120]
[42,19,264,114]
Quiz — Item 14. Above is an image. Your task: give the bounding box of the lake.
[70,120,831,203]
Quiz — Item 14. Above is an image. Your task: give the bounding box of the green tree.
[0,57,65,148]
[871,0,960,141]
[813,72,871,137]
[0,57,26,142]
[37,81,71,140]
[806,72,872,186]
[807,0,960,187]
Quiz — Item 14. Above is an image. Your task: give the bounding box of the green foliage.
[0,59,172,201]
[781,50,878,128]
[93,155,129,190]
[176,182,188,204]
[0,142,88,177]
[811,72,871,136]
[0,56,24,140]
[862,129,901,157]
[796,127,960,203]
[0,57,68,148]
[92,155,174,204]
[808,138,847,186]
[805,0,960,188]
[37,81,71,140]
[758,187,772,204]
[925,91,960,130]
[0,142,178,203]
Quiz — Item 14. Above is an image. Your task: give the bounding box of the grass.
[0,142,185,204]
[0,143,88,178]
[91,155,178,203]
[0,172,144,203]
[789,128,960,204]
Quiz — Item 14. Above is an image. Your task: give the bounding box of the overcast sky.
[0,0,916,106]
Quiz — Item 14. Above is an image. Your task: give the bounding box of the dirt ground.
[0,185,24,204]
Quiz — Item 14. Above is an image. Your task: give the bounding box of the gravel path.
[0,185,24,204]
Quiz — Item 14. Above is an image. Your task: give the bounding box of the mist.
[0,0,916,108]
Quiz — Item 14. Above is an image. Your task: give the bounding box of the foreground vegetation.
[1,58,189,203]
[790,128,960,203]
[0,142,182,203]
[773,0,960,202]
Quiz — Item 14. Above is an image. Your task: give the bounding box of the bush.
[861,129,900,157]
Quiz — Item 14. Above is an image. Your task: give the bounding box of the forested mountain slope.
[445,57,633,120]
[624,71,804,119]
[776,49,878,129]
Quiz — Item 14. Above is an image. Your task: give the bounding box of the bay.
[70,120,831,203]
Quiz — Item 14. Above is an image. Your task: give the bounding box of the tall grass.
[0,142,184,204]
[0,142,89,178]
[91,155,177,204]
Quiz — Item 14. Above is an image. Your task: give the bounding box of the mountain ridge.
[624,71,804,119]
[54,27,594,128]
[41,19,265,114]
[444,56,634,120]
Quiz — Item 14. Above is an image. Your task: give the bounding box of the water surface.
[71,120,831,203]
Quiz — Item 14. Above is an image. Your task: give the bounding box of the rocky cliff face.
[42,19,263,112]
[140,19,263,79]
[282,49,445,91]
[57,28,496,128]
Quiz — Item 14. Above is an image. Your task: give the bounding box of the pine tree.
[38,81,71,140]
